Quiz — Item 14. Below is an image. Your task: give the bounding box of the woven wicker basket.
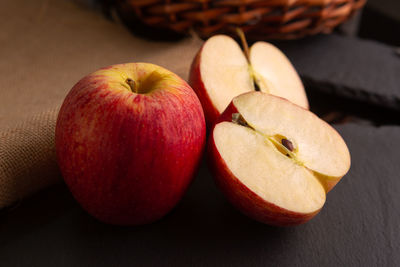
[115,0,366,40]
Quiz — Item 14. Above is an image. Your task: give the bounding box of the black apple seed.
[232,113,248,127]
[282,139,294,151]
[232,113,240,123]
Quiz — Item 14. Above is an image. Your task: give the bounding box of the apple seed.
[232,113,248,127]
[232,113,240,122]
[282,139,294,152]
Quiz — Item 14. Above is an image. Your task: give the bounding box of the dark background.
[1,0,400,266]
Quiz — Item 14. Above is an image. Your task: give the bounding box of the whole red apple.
[56,63,206,225]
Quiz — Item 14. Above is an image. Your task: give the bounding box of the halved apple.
[208,92,350,226]
[189,34,309,126]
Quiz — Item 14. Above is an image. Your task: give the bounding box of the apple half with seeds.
[208,92,350,226]
[190,34,309,126]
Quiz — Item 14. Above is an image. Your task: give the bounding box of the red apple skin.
[208,101,320,226]
[189,46,220,128]
[325,180,339,193]
[56,63,206,225]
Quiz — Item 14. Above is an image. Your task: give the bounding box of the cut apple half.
[189,34,309,126]
[208,92,351,226]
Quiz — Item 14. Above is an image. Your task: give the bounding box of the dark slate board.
[275,34,400,111]
[1,123,400,266]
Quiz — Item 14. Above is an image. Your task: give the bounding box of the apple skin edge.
[208,102,320,226]
[325,179,339,193]
[189,46,221,128]
[56,64,206,226]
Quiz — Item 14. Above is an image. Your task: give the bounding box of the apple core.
[231,112,302,164]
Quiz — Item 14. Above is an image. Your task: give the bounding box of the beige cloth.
[0,0,203,208]
[0,109,59,207]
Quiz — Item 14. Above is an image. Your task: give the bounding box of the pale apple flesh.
[56,63,206,225]
[209,92,350,225]
[189,35,309,126]
[190,36,253,126]
[249,42,309,110]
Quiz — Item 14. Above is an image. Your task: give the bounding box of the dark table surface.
[1,123,399,266]
[2,2,400,265]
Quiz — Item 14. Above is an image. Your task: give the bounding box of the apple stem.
[236,28,250,64]
[126,78,137,93]
[236,28,261,92]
